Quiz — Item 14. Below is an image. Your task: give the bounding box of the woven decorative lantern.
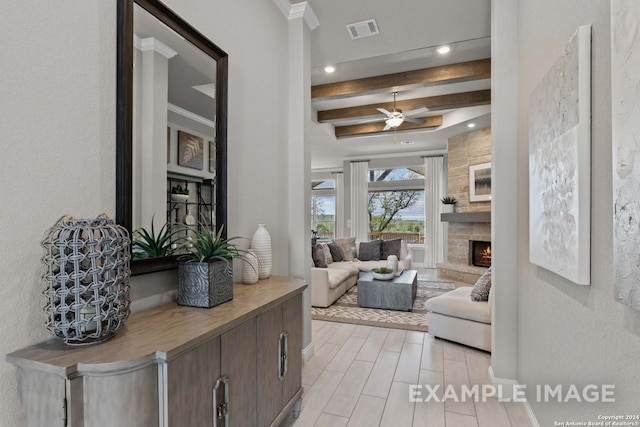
[41,214,131,346]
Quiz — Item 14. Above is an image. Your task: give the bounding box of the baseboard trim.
[488,366,540,427]
[302,342,315,365]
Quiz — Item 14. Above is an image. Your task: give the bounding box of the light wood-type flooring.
[284,320,533,427]
[284,269,532,427]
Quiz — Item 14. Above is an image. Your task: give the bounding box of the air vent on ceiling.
[346,19,379,40]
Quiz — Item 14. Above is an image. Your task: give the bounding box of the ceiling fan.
[376,92,429,131]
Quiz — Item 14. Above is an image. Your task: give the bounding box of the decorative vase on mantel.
[251,224,272,279]
[242,250,259,285]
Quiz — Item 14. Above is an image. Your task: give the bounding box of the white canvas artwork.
[529,25,591,285]
[612,0,640,310]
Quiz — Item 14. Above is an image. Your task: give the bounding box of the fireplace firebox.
[470,240,492,267]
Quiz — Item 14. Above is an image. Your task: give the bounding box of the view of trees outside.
[311,168,425,241]
[311,195,335,234]
[368,190,424,234]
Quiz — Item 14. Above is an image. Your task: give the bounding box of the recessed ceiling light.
[399,140,414,145]
[324,65,335,73]
[468,123,476,128]
[437,46,451,54]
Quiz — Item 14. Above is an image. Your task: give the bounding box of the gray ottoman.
[357,270,418,311]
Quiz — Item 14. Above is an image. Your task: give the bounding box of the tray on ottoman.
[357,270,417,311]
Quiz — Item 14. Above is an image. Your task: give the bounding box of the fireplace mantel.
[441,212,491,223]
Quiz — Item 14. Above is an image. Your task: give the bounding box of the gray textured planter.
[177,260,233,308]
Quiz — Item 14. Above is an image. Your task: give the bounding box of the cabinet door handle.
[283,332,289,378]
[278,331,288,381]
[213,375,230,427]
[278,332,285,381]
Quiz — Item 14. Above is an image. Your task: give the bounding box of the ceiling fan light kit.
[378,92,428,130]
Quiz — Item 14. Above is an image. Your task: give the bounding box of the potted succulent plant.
[441,195,457,213]
[132,216,181,259]
[177,224,250,308]
[171,184,190,202]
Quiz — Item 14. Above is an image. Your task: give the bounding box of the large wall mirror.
[117,0,228,275]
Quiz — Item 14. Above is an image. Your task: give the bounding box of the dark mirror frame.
[116,0,228,275]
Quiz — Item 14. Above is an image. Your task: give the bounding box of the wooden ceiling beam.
[335,116,443,138]
[317,90,490,123]
[312,59,491,100]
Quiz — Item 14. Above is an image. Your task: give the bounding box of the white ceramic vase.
[387,255,399,276]
[242,250,259,285]
[251,224,272,279]
[443,204,455,213]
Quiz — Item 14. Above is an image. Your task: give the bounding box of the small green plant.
[373,267,393,274]
[178,224,250,264]
[171,185,189,195]
[440,196,457,204]
[132,216,181,259]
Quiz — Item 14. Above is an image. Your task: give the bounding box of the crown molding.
[273,0,319,30]
[167,103,216,129]
[134,35,177,59]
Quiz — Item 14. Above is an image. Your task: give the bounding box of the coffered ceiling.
[304,0,492,170]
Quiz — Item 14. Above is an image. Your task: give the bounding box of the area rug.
[311,281,456,332]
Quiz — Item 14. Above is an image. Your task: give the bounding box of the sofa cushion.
[381,239,402,259]
[312,244,328,268]
[322,243,333,264]
[426,287,491,324]
[326,267,352,289]
[358,240,382,261]
[327,261,359,275]
[334,237,356,261]
[470,266,492,302]
[327,242,344,262]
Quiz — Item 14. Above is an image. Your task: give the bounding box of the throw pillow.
[358,240,382,261]
[327,242,344,262]
[470,266,492,302]
[381,238,402,259]
[334,237,356,261]
[321,242,333,264]
[312,244,328,268]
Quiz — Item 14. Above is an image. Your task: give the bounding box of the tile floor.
[285,321,533,427]
[284,270,533,427]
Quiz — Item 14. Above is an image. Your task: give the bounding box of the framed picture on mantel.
[469,162,491,202]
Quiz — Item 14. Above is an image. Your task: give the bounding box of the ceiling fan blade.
[383,123,391,131]
[404,107,429,116]
[377,108,392,116]
[404,117,425,124]
[357,116,387,124]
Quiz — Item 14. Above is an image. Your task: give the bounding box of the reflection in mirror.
[117,0,228,275]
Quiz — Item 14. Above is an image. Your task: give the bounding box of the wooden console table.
[6,276,306,427]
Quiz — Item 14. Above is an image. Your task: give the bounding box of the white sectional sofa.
[311,240,412,308]
[425,285,492,351]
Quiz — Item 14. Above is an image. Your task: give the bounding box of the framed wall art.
[469,162,491,202]
[612,0,640,310]
[528,25,591,285]
[178,130,204,170]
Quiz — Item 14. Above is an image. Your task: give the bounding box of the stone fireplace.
[436,127,492,284]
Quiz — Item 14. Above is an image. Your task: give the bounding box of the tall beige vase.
[251,224,272,279]
[242,250,259,284]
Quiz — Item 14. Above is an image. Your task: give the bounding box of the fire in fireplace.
[470,240,492,267]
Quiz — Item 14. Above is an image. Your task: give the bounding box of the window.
[312,179,335,240]
[367,168,424,243]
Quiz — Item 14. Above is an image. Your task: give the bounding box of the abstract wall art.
[612,0,640,310]
[178,130,204,170]
[469,162,491,202]
[529,25,591,285]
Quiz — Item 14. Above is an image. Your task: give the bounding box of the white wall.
[513,0,640,422]
[0,1,293,425]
